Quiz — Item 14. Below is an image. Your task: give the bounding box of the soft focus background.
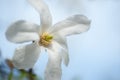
[0,0,120,80]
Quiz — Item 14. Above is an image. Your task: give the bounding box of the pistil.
[39,32,53,46]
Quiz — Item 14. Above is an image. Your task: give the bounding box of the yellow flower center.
[39,32,53,46]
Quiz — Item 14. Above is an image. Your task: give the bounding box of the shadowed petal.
[53,33,69,66]
[51,15,91,36]
[61,49,69,66]
[27,0,52,32]
[45,42,62,80]
[12,42,41,69]
[6,20,40,43]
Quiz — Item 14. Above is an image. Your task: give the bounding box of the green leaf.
[8,71,13,80]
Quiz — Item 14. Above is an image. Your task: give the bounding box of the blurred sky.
[0,0,120,80]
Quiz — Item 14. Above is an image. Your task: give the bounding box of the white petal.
[27,0,52,32]
[6,20,40,43]
[61,49,69,66]
[12,42,41,69]
[53,33,69,66]
[45,42,62,80]
[50,15,91,36]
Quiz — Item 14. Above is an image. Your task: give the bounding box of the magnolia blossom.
[5,0,91,80]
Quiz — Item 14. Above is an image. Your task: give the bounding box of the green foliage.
[8,71,13,80]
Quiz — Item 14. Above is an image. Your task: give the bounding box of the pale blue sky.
[0,0,120,80]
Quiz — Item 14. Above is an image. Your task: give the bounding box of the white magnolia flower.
[5,0,91,80]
